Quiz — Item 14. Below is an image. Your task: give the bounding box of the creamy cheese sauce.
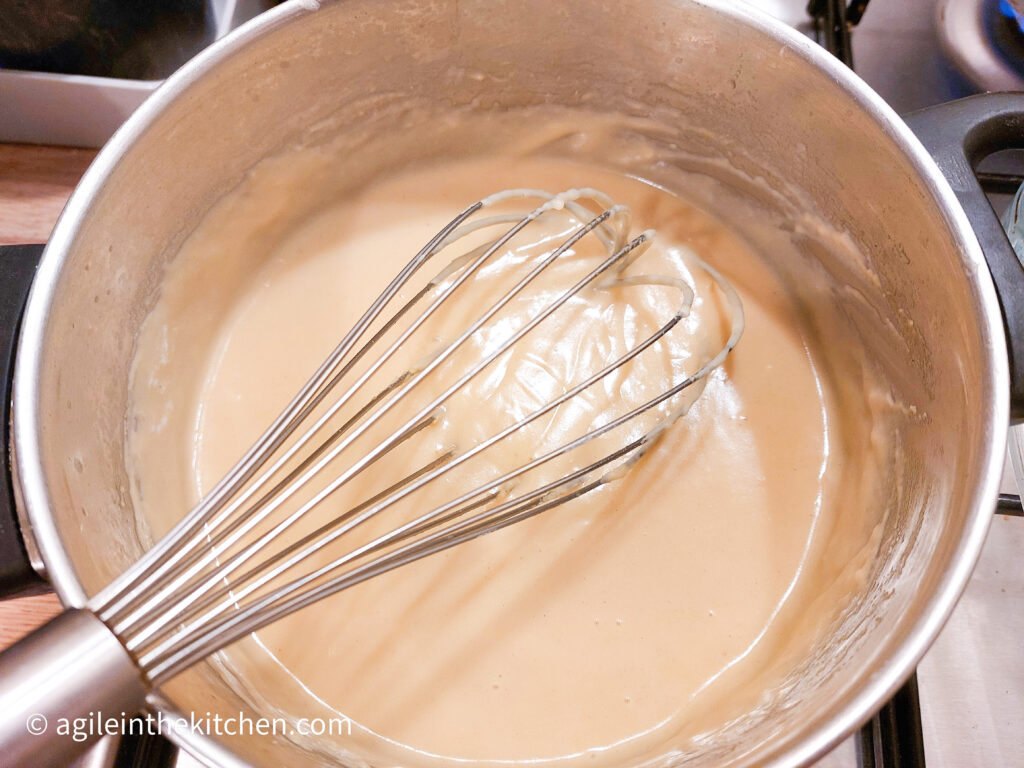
[128,152,872,766]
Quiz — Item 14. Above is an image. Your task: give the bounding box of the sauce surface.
[128,155,859,766]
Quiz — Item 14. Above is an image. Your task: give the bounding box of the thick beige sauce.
[129,155,862,766]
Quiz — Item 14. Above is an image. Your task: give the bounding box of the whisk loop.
[88,188,744,684]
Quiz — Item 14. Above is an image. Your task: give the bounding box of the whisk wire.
[144,436,642,682]
[138,231,688,675]
[94,201,487,618]
[107,203,620,640]
[138,233,679,669]
[90,189,743,686]
[127,213,632,653]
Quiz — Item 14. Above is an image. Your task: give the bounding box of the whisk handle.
[0,608,148,767]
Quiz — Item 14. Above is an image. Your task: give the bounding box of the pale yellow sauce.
[128,154,865,766]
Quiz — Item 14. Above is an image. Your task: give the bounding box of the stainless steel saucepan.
[0,1,1021,766]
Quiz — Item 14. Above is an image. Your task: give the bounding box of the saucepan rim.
[9,0,1006,765]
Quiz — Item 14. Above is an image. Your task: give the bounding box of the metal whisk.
[0,188,742,767]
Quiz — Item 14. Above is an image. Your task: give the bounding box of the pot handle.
[904,93,1024,422]
[0,244,47,599]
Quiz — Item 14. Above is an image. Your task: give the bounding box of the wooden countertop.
[0,143,96,649]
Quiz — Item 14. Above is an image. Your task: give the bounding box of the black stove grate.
[807,0,859,67]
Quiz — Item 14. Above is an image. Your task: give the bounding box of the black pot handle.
[904,93,1024,422]
[0,244,48,599]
